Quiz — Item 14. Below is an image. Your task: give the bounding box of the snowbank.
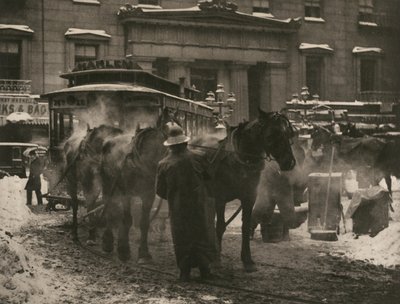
[0,176,33,233]
[0,176,59,304]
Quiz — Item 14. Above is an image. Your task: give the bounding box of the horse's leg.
[117,194,132,261]
[83,174,102,245]
[215,202,226,255]
[385,174,392,196]
[138,190,154,264]
[241,200,257,272]
[66,176,79,242]
[101,194,114,253]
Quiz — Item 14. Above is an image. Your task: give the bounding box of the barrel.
[308,172,342,232]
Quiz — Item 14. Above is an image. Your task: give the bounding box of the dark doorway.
[306,56,323,97]
[360,59,376,91]
[190,68,218,101]
[248,65,262,120]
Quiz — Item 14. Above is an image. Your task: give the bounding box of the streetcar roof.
[42,83,213,111]
[0,142,39,147]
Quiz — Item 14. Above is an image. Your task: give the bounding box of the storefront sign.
[0,96,48,117]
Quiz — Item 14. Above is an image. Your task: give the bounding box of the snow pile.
[0,236,60,304]
[0,176,33,233]
[339,222,400,268]
[0,176,60,304]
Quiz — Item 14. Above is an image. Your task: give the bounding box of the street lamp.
[205,84,236,119]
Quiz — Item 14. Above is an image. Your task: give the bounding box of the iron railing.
[0,79,31,94]
[357,91,400,103]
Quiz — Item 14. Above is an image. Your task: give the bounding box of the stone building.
[0,0,399,124]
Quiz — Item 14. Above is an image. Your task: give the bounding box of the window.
[74,44,97,64]
[190,68,218,101]
[306,56,323,97]
[0,41,21,79]
[359,0,374,22]
[360,59,376,91]
[253,0,270,14]
[138,0,160,5]
[305,0,321,18]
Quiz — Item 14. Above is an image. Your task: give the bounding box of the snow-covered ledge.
[252,12,275,19]
[0,24,34,33]
[65,28,111,39]
[304,17,326,23]
[358,21,378,27]
[299,43,333,53]
[352,46,383,54]
[72,0,101,5]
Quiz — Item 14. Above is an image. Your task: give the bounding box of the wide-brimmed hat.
[163,124,190,146]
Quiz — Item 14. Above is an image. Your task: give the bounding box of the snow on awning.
[0,24,34,34]
[65,28,111,39]
[352,46,383,54]
[299,43,333,52]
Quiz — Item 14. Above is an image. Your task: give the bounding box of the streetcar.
[41,58,215,206]
[42,59,214,160]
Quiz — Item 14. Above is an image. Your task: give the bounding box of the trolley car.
[41,59,215,206]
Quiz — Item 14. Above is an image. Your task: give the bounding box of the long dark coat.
[25,157,43,191]
[156,148,217,269]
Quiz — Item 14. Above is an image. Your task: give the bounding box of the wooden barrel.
[308,172,342,232]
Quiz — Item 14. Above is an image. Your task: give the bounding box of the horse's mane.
[87,124,123,141]
[132,127,159,154]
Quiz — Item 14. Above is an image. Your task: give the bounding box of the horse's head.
[156,107,182,137]
[310,125,332,150]
[257,109,296,171]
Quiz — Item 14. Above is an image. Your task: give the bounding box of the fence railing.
[357,91,400,103]
[0,79,32,94]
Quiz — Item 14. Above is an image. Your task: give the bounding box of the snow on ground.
[0,176,60,304]
[1,175,400,302]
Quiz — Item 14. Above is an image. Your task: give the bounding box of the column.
[230,64,250,125]
[266,62,289,112]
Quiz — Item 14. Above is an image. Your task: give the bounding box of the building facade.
[0,0,399,125]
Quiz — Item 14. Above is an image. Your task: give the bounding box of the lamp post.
[205,83,236,119]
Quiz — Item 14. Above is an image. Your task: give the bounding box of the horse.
[251,135,310,241]
[310,125,391,191]
[192,109,296,272]
[100,109,176,262]
[63,125,123,241]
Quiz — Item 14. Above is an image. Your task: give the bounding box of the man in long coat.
[25,150,44,205]
[156,124,217,281]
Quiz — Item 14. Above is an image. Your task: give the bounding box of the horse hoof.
[102,242,114,253]
[138,256,153,265]
[118,247,131,262]
[244,264,257,273]
[86,239,96,246]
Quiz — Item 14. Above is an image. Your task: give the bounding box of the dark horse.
[310,125,398,193]
[193,109,296,272]
[100,110,175,261]
[63,125,123,241]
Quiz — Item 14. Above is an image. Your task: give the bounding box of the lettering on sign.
[52,95,87,108]
[0,97,48,117]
